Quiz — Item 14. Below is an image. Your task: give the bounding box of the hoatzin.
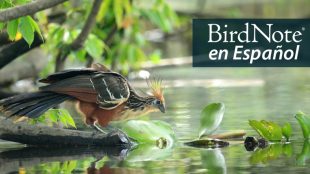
[0,63,165,143]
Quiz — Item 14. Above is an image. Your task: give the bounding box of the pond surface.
[1,67,310,173]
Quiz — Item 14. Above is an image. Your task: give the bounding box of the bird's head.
[146,77,166,113]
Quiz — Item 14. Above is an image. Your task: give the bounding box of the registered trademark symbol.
[302,27,305,31]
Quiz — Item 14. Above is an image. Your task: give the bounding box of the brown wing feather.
[90,73,130,109]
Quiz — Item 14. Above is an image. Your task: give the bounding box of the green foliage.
[297,140,310,166]
[126,144,173,162]
[41,0,180,76]
[200,149,226,173]
[295,111,310,139]
[198,103,225,138]
[122,120,175,144]
[0,0,44,46]
[279,121,292,140]
[248,120,283,141]
[30,109,76,129]
[26,160,77,174]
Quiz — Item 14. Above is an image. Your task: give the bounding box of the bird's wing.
[39,72,130,109]
[90,73,130,109]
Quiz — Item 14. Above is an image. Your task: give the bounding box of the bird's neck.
[126,91,155,111]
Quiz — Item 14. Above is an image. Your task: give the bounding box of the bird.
[0,63,166,143]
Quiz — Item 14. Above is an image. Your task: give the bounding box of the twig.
[0,0,68,23]
[0,33,44,70]
[55,0,104,72]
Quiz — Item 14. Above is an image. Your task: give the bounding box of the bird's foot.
[104,125,138,144]
[106,130,138,144]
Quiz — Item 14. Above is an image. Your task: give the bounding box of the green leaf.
[64,160,76,174]
[96,0,112,22]
[17,0,26,4]
[85,34,105,59]
[122,120,176,144]
[60,161,68,171]
[295,113,310,139]
[0,22,6,32]
[249,120,283,141]
[163,4,180,27]
[113,0,123,28]
[59,109,76,129]
[20,16,34,47]
[198,103,225,138]
[57,114,68,128]
[27,16,44,41]
[35,11,48,24]
[299,110,307,116]
[279,121,292,140]
[71,49,86,62]
[48,110,59,123]
[7,19,18,40]
[123,0,132,14]
[200,149,226,173]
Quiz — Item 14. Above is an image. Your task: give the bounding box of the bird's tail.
[0,91,73,122]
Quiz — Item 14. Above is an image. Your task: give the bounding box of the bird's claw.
[117,130,139,144]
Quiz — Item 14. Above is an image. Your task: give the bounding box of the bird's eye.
[156,100,161,104]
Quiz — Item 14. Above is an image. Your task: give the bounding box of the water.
[1,67,310,173]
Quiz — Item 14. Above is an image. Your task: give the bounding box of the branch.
[55,0,104,72]
[0,48,48,87]
[0,33,44,69]
[0,0,68,23]
[0,116,132,146]
[70,0,103,50]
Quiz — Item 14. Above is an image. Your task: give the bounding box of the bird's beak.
[159,104,165,113]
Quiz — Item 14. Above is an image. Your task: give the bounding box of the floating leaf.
[200,149,226,173]
[122,120,175,144]
[184,139,229,148]
[295,113,310,139]
[198,103,225,138]
[248,120,282,141]
[279,121,292,140]
[20,16,34,46]
[7,19,19,40]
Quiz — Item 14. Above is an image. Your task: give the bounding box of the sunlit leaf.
[200,149,226,173]
[64,161,76,174]
[60,161,68,171]
[20,16,34,46]
[248,120,282,141]
[71,49,86,62]
[295,113,310,139]
[279,121,292,140]
[198,103,225,138]
[122,120,176,144]
[163,4,180,27]
[27,16,44,41]
[113,0,123,28]
[123,0,132,15]
[96,0,112,22]
[17,0,26,4]
[35,11,48,24]
[7,19,19,40]
[0,22,6,32]
[85,34,105,59]
[48,110,59,123]
[57,114,68,128]
[59,109,76,129]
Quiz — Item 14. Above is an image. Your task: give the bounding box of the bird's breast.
[111,105,158,122]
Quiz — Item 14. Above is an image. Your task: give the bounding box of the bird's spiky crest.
[145,77,165,104]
